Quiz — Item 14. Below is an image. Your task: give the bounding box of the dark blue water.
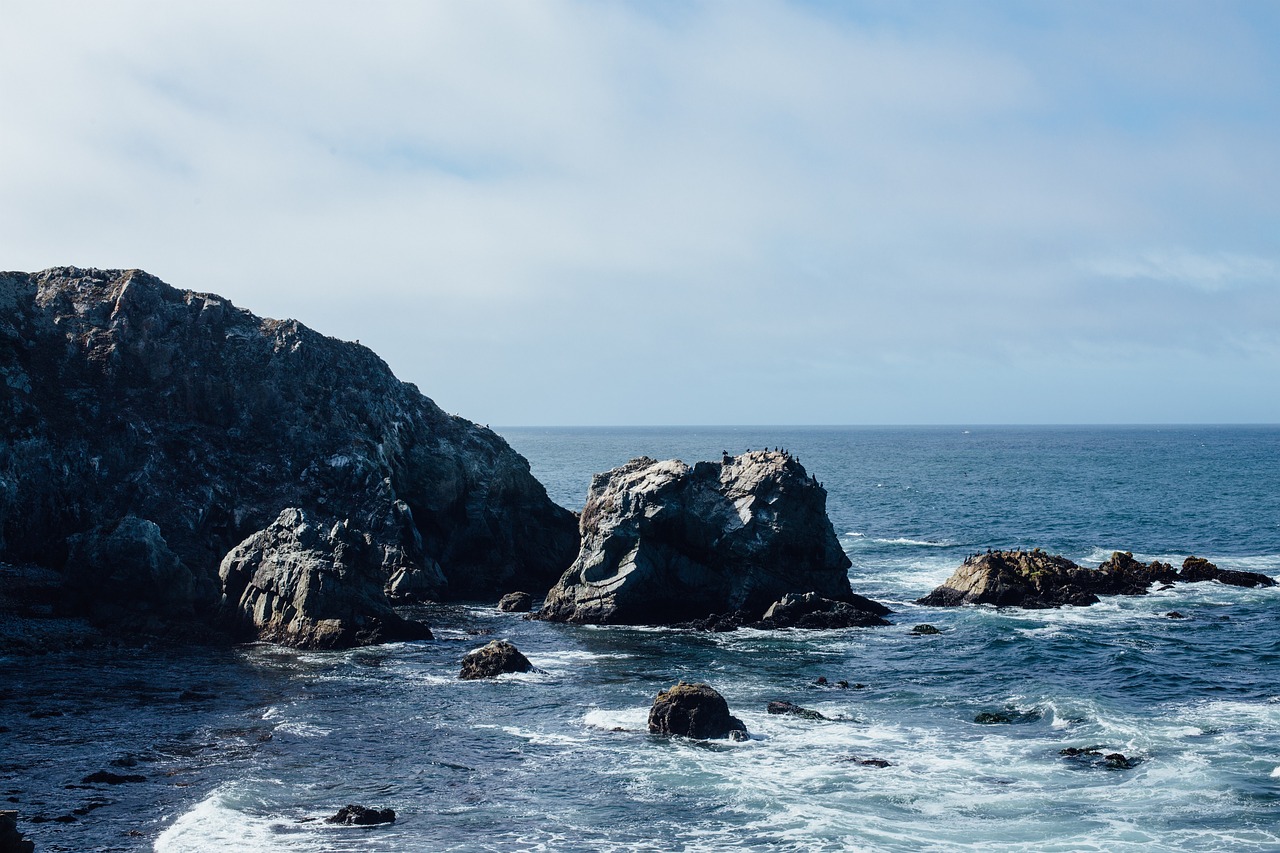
[3,426,1279,851]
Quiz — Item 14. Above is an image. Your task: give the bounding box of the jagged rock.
[64,516,200,625]
[459,639,534,679]
[974,707,1041,725]
[1179,556,1275,588]
[538,451,877,625]
[385,556,447,604]
[647,682,747,740]
[911,623,941,635]
[0,810,35,853]
[918,549,1207,609]
[917,550,1103,608]
[219,508,433,649]
[1059,747,1138,770]
[325,805,396,825]
[497,591,533,613]
[0,268,578,644]
[767,701,826,720]
[759,592,891,629]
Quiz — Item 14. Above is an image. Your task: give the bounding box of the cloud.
[1,0,1277,423]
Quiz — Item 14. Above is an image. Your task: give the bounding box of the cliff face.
[537,451,856,625]
[0,267,578,640]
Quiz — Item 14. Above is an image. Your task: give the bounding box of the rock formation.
[537,451,869,625]
[647,682,747,740]
[459,639,535,679]
[497,591,533,612]
[219,508,433,648]
[326,805,396,825]
[758,591,890,629]
[0,267,578,647]
[919,550,1275,609]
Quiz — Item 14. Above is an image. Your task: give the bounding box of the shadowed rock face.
[918,550,1276,609]
[537,451,856,625]
[0,267,578,643]
[459,639,534,679]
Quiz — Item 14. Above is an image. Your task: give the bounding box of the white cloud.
[1,0,1277,423]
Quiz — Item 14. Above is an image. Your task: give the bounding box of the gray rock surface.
[759,591,890,629]
[537,451,860,625]
[497,591,533,612]
[219,508,432,648]
[0,267,578,645]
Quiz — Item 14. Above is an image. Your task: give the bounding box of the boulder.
[647,682,747,740]
[1179,556,1275,588]
[459,639,534,679]
[911,624,941,635]
[326,805,396,826]
[538,451,876,625]
[759,591,890,629]
[497,591,533,613]
[219,508,433,649]
[0,268,578,645]
[1096,551,1178,593]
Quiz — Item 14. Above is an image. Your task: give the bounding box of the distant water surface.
[3,425,1279,851]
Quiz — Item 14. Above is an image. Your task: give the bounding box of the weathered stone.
[459,639,534,679]
[219,508,433,649]
[0,268,578,645]
[647,682,747,740]
[1179,556,1275,588]
[539,452,877,625]
[64,516,200,624]
[497,591,533,613]
[767,701,826,720]
[326,804,396,825]
[911,623,941,635]
[760,592,891,629]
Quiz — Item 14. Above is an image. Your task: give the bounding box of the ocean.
[3,425,1279,851]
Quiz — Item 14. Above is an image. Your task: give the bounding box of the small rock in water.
[459,640,535,680]
[1166,611,1186,619]
[497,592,533,613]
[911,624,941,635]
[836,680,850,689]
[81,771,145,785]
[1059,746,1139,770]
[325,804,396,825]
[974,707,1041,725]
[767,701,826,720]
[842,756,892,768]
[814,676,828,686]
[647,682,747,740]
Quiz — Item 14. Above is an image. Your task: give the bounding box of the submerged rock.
[326,805,396,825]
[767,701,826,720]
[1179,556,1275,588]
[219,508,432,649]
[0,267,578,647]
[1059,746,1138,770]
[538,451,881,625]
[648,682,748,740]
[911,624,941,635]
[459,639,534,679]
[81,770,146,785]
[497,591,533,613]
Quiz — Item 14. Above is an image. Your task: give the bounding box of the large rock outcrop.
[918,550,1275,609]
[647,682,747,740]
[0,268,578,644]
[219,508,432,648]
[537,451,864,625]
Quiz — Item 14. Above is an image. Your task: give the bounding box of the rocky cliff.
[0,267,578,645]
[537,450,860,624]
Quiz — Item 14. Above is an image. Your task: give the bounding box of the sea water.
[3,426,1279,851]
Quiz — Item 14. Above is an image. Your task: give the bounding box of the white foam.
[154,784,314,853]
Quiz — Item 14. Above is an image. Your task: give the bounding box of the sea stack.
[0,267,579,648]
[537,451,872,625]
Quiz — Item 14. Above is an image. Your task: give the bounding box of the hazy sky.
[2,1,1277,425]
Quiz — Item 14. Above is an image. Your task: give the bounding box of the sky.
[2,0,1278,425]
